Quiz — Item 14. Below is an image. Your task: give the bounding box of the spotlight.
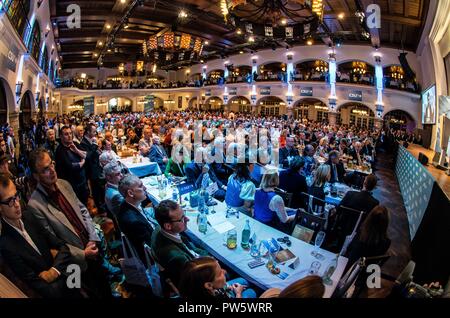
[98,41,103,46]
[236,29,242,35]
[281,18,287,25]
[248,36,255,43]
[307,38,313,46]
[204,40,209,45]
[106,24,111,29]
[338,13,345,19]
[239,50,244,54]
[178,10,188,19]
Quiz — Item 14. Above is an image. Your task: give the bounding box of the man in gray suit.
[26,149,111,297]
[104,162,124,218]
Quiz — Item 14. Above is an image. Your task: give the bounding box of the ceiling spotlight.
[120,0,126,3]
[94,53,98,57]
[236,29,242,35]
[248,36,255,43]
[107,48,112,52]
[124,23,129,29]
[338,13,345,19]
[239,50,244,54]
[307,38,313,46]
[204,40,209,45]
[281,18,287,25]
[178,10,188,19]
[106,24,111,29]
[98,41,103,46]
[200,59,204,63]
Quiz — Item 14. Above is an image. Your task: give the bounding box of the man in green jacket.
[151,200,208,286]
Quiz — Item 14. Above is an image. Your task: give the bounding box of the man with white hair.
[104,162,124,217]
[149,135,168,171]
[43,128,59,160]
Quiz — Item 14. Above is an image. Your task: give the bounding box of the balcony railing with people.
[292,70,328,82]
[56,78,203,90]
[383,77,420,93]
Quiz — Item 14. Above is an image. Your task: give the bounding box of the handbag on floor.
[143,244,163,297]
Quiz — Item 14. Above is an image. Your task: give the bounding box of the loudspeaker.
[418,152,429,166]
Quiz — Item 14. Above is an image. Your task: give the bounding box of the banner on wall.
[205,90,212,97]
[421,85,437,125]
[229,87,237,95]
[300,87,313,97]
[144,95,154,112]
[178,96,183,109]
[348,90,363,101]
[83,97,94,116]
[260,86,271,95]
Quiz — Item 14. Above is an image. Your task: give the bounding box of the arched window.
[28,21,41,62]
[3,0,31,38]
[40,46,48,74]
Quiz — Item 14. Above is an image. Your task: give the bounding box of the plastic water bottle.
[323,254,339,285]
[172,187,179,203]
[198,211,208,234]
[241,219,251,249]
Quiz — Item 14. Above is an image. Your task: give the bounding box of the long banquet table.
[118,156,161,177]
[142,176,348,298]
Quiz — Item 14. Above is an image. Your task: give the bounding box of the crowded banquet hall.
[0,0,450,303]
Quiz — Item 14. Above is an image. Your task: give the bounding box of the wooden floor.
[405,144,450,199]
[365,149,412,297]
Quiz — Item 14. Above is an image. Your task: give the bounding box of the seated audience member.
[278,156,308,209]
[0,175,79,298]
[149,135,169,172]
[349,141,364,166]
[55,126,89,205]
[101,138,119,160]
[138,125,153,157]
[26,149,111,298]
[338,138,349,156]
[345,205,391,271]
[185,162,226,201]
[326,151,346,184]
[225,164,255,213]
[125,128,140,149]
[253,169,296,230]
[279,136,299,168]
[334,174,380,242]
[307,164,331,214]
[178,256,256,299]
[302,145,318,177]
[104,162,124,217]
[117,175,156,263]
[0,155,31,200]
[164,154,189,178]
[103,130,117,153]
[151,200,208,286]
[261,275,325,298]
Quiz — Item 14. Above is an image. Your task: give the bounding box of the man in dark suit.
[185,162,226,201]
[55,125,89,205]
[117,175,157,263]
[333,174,380,246]
[0,175,77,298]
[149,135,169,172]
[326,150,347,184]
[279,136,299,168]
[278,156,308,209]
[78,123,104,210]
[151,200,208,286]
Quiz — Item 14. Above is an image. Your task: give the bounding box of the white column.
[251,56,258,82]
[374,53,384,121]
[328,50,338,120]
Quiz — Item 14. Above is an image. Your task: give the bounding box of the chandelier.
[390,66,404,79]
[314,60,328,72]
[143,31,205,66]
[352,61,367,75]
[220,0,320,43]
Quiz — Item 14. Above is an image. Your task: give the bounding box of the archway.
[383,65,418,92]
[108,97,132,113]
[203,96,223,111]
[257,62,286,81]
[19,90,33,131]
[294,60,329,81]
[0,78,11,124]
[293,98,327,121]
[188,97,198,109]
[338,102,376,129]
[206,69,224,86]
[257,96,286,116]
[384,110,416,132]
[37,97,45,121]
[228,96,251,113]
[337,60,375,86]
[227,65,252,83]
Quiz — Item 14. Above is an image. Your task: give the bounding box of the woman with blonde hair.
[253,168,296,230]
[308,164,330,213]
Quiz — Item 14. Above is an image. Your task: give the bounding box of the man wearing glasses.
[26,149,111,298]
[151,200,208,286]
[0,175,77,298]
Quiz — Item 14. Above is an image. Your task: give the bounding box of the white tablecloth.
[143,176,348,298]
[119,157,161,177]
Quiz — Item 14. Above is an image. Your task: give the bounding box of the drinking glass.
[309,261,321,275]
[311,231,326,260]
[224,230,237,249]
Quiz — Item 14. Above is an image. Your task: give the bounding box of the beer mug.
[224,230,237,249]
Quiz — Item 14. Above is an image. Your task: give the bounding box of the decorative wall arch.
[336,59,375,68]
[227,95,251,112]
[204,96,223,105]
[383,109,417,132]
[108,96,133,112]
[188,96,198,109]
[256,95,286,106]
[293,58,329,66]
[336,101,376,114]
[257,96,287,116]
[203,96,223,111]
[227,95,251,105]
[0,77,15,120]
[19,90,34,130]
[293,97,327,107]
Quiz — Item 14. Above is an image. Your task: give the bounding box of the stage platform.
[405,144,450,199]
